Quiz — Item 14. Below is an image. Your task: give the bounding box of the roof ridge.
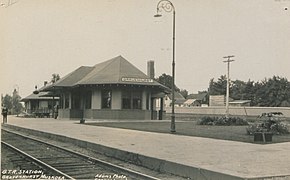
[75,56,123,84]
[104,56,122,71]
[118,56,122,78]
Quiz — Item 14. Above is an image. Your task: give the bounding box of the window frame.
[122,91,142,110]
[101,90,112,109]
[84,91,92,109]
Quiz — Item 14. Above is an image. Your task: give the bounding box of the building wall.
[142,91,147,110]
[39,100,48,108]
[83,109,154,120]
[59,109,83,119]
[209,95,225,106]
[58,87,160,120]
[112,89,121,109]
[26,101,31,110]
[92,90,101,109]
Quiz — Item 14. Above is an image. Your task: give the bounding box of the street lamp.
[154,0,176,133]
[33,85,39,95]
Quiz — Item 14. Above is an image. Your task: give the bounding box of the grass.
[85,120,290,144]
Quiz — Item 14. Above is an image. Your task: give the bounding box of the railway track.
[1,129,160,180]
[1,141,69,179]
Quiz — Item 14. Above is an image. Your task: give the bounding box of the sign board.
[121,77,153,83]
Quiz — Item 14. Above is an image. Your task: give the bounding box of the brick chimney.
[147,60,155,79]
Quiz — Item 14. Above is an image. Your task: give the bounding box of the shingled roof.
[21,92,59,102]
[52,66,94,87]
[187,93,208,101]
[44,56,168,91]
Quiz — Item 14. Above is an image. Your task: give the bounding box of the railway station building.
[21,91,59,117]
[43,56,169,120]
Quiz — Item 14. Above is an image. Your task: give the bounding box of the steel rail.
[2,128,161,180]
[1,141,75,180]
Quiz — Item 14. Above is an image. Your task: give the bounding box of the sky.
[0,0,289,98]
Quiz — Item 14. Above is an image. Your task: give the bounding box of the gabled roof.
[187,93,207,101]
[184,99,197,105]
[43,56,168,91]
[166,92,185,100]
[175,99,186,104]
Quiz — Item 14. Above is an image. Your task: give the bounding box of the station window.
[71,92,81,109]
[122,91,142,110]
[64,93,70,109]
[132,92,142,109]
[102,90,112,109]
[122,91,131,109]
[146,93,150,110]
[59,94,63,109]
[84,91,92,109]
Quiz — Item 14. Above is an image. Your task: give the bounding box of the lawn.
[85,121,290,144]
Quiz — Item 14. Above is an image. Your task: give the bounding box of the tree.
[2,94,13,110]
[51,73,60,83]
[208,75,227,95]
[208,75,290,107]
[12,89,23,114]
[156,73,180,92]
[180,89,188,99]
[2,89,23,115]
[255,76,290,107]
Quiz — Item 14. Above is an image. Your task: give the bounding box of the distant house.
[21,91,59,117]
[183,99,201,107]
[42,56,169,120]
[209,95,226,106]
[209,95,251,107]
[185,93,208,107]
[163,92,186,107]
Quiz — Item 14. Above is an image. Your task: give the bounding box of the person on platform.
[2,106,8,123]
[54,105,59,119]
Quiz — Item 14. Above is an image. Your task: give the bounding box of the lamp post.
[154,0,176,133]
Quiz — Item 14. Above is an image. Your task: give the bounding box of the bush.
[246,122,289,135]
[246,124,265,135]
[197,116,218,125]
[197,116,249,126]
[270,123,290,135]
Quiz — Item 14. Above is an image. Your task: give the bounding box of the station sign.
[121,77,153,83]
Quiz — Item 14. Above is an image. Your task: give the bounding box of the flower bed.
[246,122,289,135]
[197,116,249,126]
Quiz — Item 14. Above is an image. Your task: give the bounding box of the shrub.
[270,123,290,135]
[246,122,289,135]
[198,116,249,126]
[246,124,265,135]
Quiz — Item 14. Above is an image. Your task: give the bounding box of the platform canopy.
[21,92,59,102]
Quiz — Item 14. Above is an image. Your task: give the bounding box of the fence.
[26,108,52,117]
[164,106,290,118]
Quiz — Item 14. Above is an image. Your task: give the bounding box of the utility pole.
[223,55,235,119]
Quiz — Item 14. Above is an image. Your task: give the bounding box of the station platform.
[2,116,290,180]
